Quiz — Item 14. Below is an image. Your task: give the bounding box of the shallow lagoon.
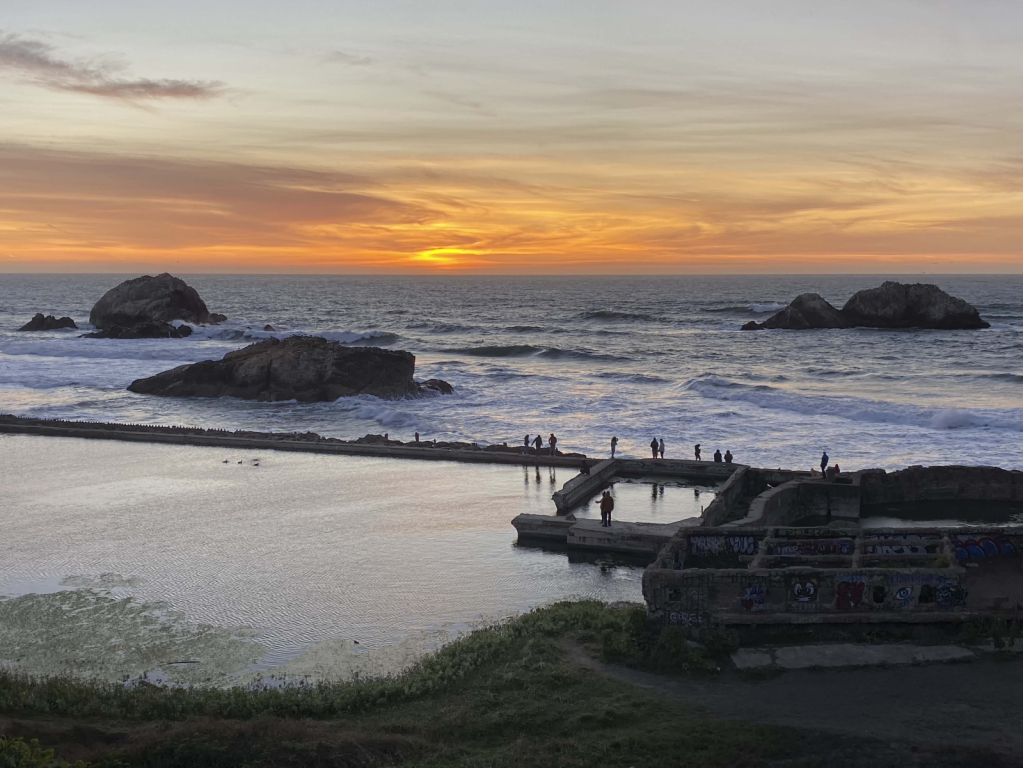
[0,435,711,684]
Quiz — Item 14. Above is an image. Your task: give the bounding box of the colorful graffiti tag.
[789,577,820,608]
[776,540,853,557]
[836,579,865,610]
[739,583,766,611]
[951,536,1016,560]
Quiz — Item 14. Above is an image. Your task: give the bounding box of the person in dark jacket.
[549,433,558,456]
[599,491,615,526]
[713,449,723,463]
[694,444,701,461]
[724,450,733,464]
[650,438,659,458]
[820,451,829,476]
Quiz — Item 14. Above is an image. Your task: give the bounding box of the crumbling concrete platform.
[512,513,696,558]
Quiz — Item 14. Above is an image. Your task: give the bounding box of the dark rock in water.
[263,324,276,332]
[209,313,228,324]
[90,273,221,329]
[19,313,77,331]
[85,321,193,339]
[842,281,989,330]
[743,282,988,331]
[419,378,454,395]
[127,335,453,402]
[744,293,851,331]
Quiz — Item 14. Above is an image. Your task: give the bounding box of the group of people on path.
[525,433,558,456]
[608,437,734,464]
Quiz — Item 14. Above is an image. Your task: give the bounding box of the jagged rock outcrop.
[841,282,989,330]
[89,273,223,330]
[127,335,452,402]
[741,293,850,331]
[18,313,77,331]
[743,282,988,331]
[85,322,193,339]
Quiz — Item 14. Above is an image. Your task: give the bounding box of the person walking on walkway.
[659,438,665,459]
[650,437,659,459]
[820,450,829,476]
[694,444,701,461]
[724,449,733,464]
[610,435,618,458]
[533,434,543,453]
[713,448,722,463]
[549,433,558,456]
[524,435,530,451]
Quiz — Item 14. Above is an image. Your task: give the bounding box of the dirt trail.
[567,645,1023,756]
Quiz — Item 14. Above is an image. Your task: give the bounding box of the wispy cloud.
[0,31,224,101]
[325,50,372,66]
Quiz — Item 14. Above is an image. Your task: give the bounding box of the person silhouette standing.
[820,451,829,476]
[650,438,659,459]
[659,438,665,459]
[694,444,701,461]
[610,436,618,458]
[549,433,558,456]
[533,434,543,453]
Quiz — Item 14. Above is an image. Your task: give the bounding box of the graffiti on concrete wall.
[727,536,758,555]
[776,539,853,557]
[668,611,703,627]
[836,578,866,610]
[739,583,766,611]
[688,536,725,555]
[951,535,1017,560]
[788,576,820,611]
[864,533,936,556]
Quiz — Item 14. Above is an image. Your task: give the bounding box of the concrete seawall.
[0,416,595,469]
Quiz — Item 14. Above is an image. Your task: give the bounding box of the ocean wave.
[506,325,546,333]
[703,303,786,314]
[450,344,625,361]
[592,372,668,384]
[685,375,1023,432]
[404,321,477,334]
[579,310,656,322]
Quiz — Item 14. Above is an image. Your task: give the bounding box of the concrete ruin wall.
[643,526,1023,629]
[734,478,861,527]
[860,465,1023,506]
[701,467,764,526]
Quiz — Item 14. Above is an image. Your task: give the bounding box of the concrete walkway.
[732,643,975,670]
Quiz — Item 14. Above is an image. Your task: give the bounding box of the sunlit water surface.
[0,435,710,683]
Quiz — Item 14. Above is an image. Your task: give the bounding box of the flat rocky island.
[128,335,453,402]
[743,281,989,330]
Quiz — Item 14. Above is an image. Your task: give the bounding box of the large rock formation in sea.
[85,321,193,339]
[742,282,989,331]
[841,282,989,330]
[740,293,851,331]
[127,335,453,402]
[89,273,225,334]
[18,313,78,331]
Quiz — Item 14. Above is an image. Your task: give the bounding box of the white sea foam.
[685,376,1023,432]
[748,303,786,313]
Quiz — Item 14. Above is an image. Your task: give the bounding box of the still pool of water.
[0,434,713,683]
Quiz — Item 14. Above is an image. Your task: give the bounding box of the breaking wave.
[449,344,625,361]
[685,375,1023,432]
[579,310,657,322]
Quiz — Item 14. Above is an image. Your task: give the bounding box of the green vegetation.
[0,601,1009,767]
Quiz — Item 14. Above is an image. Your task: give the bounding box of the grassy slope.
[0,601,1010,768]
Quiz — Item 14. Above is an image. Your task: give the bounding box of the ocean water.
[2,274,1022,471]
[0,435,709,683]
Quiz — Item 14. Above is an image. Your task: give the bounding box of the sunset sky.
[2,1,1022,273]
